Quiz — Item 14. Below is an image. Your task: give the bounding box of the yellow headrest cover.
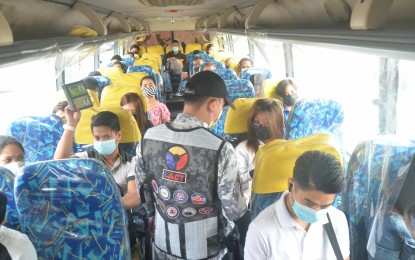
[75,107,141,144]
[253,133,343,194]
[100,85,148,112]
[113,72,148,88]
[138,46,146,56]
[141,53,162,66]
[224,98,284,134]
[97,67,123,83]
[68,25,98,38]
[185,43,202,54]
[264,78,282,99]
[133,59,159,75]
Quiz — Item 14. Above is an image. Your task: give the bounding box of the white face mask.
[3,161,24,174]
[209,100,223,128]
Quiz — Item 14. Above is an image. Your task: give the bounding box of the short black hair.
[183,94,210,108]
[0,135,24,155]
[111,55,122,62]
[0,192,6,224]
[238,58,253,68]
[88,71,102,77]
[82,76,99,91]
[91,111,120,133]
[52,101,68,113]
[130,44,139,50]
[293,150,345,194]
[140,76,156,86]
[171,40,179,45]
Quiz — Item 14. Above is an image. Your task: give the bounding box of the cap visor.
[225,97,235,110]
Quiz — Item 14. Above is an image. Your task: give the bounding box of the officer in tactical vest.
[135,70,247,259]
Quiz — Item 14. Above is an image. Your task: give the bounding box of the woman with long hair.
[276,79,299,122]
[120,92,153,137]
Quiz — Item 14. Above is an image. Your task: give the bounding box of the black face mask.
[252,124,271,141]
[283,93,298,106]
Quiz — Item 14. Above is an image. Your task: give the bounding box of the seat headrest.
[100,84,148,112]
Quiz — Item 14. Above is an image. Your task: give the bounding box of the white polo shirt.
[245,191,350,260]
[0,226,37,259]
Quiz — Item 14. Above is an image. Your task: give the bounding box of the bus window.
[250,38,286,79]
[396,59,415,137]
[291,45,380,153]
[231,35,250,59]
[64,54,95,84]
[0,58,57,133]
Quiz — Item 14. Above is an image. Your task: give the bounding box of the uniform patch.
[191,193,206,205]
[173,190,188,203]
[166,205,179,219]
[166,146,189,171]
[156,199,165,213]
[159,186,171,200]
[162,169,187,183]
[182,207,197,217]
[152,180,158,193]
[199,207,213,215]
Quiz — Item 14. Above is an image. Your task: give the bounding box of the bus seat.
[187,51,217,76]
[241,68,273,80]
[211,79,255,141]
[122,57,135,68]
[146,45,165,56]
[138,46,146,56]
[91,75,112,100]
[344,136,415,260]
[263,78,281,99]
[97,67,123,84]
[0,166,19,230]
[87,89,100,107]
[14,158,131,259]
[224,98,284,134]
[202,42,211,52]
[100,85,148,112]
[185,43,202,54]
[212,69,238,81]
[166,44,184,53]
[7,114,64,163]
[252,133,343,219]
[127,65,157,81]
[141,53,162,69]
[112,72,148,89]
[133,59,159,75]
[75,107,141,156]
[285,99,344,145]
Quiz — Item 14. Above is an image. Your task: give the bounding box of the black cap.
[184,71,235,109]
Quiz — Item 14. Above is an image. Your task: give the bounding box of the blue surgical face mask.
[94,139,117,155]
[289,185,328,223]
[172,46,179,52]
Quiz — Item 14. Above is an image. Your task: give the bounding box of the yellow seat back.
[100,85,148,112]
[133,59,159,75]
[138,46,146,56]
[224,98,283,134]
[253,133,343,194]
[146,45,165,56]
[113,72,148,88]
[97,67,123,83]
[134,54,141,60]
[141,53,162,69]
[166,44,184,53]
[87,90,100,107]
[185,43,202,54]
[264,78,282,99]
[75,107,141,144]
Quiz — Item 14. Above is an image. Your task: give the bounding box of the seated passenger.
[140,76,170,126]
[250,73,265,97]
[125,52,135,58]
[53,109,141,210]
[276,79,299,122]
[177,56,205,97]
[205,43,215,56]
[112,61,124,71]
[0,136,24,174]
[0,192,37,259]
[120,92,153,137]
[225,57,236,70]
[82,76,99,93]
[367,156,415,260]
[111,55,122,62]
[88,71,102,76]
[203,61,216,71]
[52,101,69,121]
[238,57,253,76]
[162,40,187,99]
[130,44,139,55]
[235,99,284,200]
[245,150,349,260]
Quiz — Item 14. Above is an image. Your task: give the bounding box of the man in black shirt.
[162,40,187,99]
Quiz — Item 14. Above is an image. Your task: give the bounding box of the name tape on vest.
[162,169,187,183]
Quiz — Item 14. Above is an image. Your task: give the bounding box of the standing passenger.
[135,71,247,259]
[0,192,37,259]
[276,79,299,122]
[245,150,350,260]
[141,76,170,126]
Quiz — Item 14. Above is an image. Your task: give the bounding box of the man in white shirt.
[245,150,350,260]
[0,192,37,259]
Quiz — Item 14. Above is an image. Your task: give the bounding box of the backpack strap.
[324,213,344,260]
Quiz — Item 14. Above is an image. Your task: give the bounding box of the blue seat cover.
[212,69,238,81]
[241,68,273,80]
[211,79,255,140]
[7,114,64,163]
[92,75,112,100]
[14,158,131,259]
[344,136,415,260]
[0,167,19,230]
